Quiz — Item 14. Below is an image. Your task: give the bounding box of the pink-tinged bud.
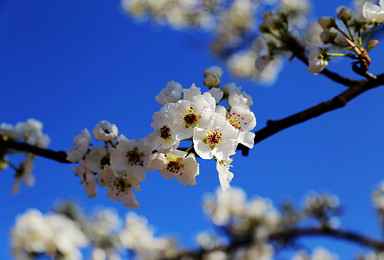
[337,6,352,22]
[318,17,336,30]
[366,40,379,52]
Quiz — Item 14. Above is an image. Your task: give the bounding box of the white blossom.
[167,94,215,139]
[110,135,151,183]
[156,80,183,105]
[12,154,35,194]
[93,121,118,141]
[101,165,141,209]
[146,107,180,152]
[73,161,97,198]
[204,187,246,225]
[203,66,223,87]
[67,129,91,163]
[362,0,384,23]
[193,112,238,161]
[12,209,88,260]
[227,105,256,148]
[307,47,328,74]
[148,150,199,186]
[0,119,50,148]
[216,158,234,191]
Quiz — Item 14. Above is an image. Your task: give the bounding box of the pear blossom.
[227,105,257,148]
[73,161,97,198]
[222,82,242,97]
[146,107,180,152]
[307,47,328,74]
[182,83,202,100]
[12,209,88,260]
[12,154,35,194]
[228,91,253,107]
[362,0,384,23]
[100,165,141,209]
[23,119,51,148]
[110,135,151,183]
[193,113,238,161]
[204,187,246,225]
[148,150,199,186]
[216,158,234,191]
[120,212,177,258]
[167,94,215,139]
[0,119,50,148]
[0,122,28,139]
[93,121,118,141]
[155,80,183,105]
[84,145,112,174]
[208,88,224,104]
[67,129,91,162]
[203,66,223,87]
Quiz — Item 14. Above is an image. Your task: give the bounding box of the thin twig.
[238,72,384,155]
[0,139,71,163]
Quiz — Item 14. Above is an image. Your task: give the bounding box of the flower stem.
[185,146,193,153]
[362,23,378,46]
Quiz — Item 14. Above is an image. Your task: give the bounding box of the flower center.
[166,156,183,174]
[99,156,110,168]
[110,177,131,196]
[227,112,245,130]
[183,108,201,128]
[125,147,144,166]
[204,130,223,149]
[159,125,172,140]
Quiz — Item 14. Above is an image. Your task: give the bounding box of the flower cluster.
[66,66,256,208]
[11,209,88,260]
[11,187,346,260]
[122,0,384,81]
[121,0,310,84]
[305,1,384,75]
[11,206,177,260]
[0,119,50,193]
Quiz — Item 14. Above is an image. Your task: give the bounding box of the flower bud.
[318,17,336,30]
[203,66,223,88]
[320,29,337,44]
[337,6,352,22]
[366,40,379,52]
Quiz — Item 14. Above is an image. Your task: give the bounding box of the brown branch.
[166,226,384,259]
[0,139,71,163]
[270,226,384,251]
[286,36,360,88]
[238,72,384,156]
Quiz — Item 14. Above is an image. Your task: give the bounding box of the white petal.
[122,188,140,209]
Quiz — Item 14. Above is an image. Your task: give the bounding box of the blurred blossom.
[292,248,338,260]
[204,187,247,225]
[304,191,340,226]
[120,212,177,259]
[196,232,222,250]
[233,244,274,260]
[12,209,88,260]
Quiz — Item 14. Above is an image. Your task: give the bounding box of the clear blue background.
[1,0,384,258]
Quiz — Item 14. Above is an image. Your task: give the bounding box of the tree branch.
[270,226,384,251]
[166,226,384,259]
[286,36,360,88]
[0,139,71,163]
[238,73,384,155]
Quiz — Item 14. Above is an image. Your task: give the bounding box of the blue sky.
[1,0,384,259]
